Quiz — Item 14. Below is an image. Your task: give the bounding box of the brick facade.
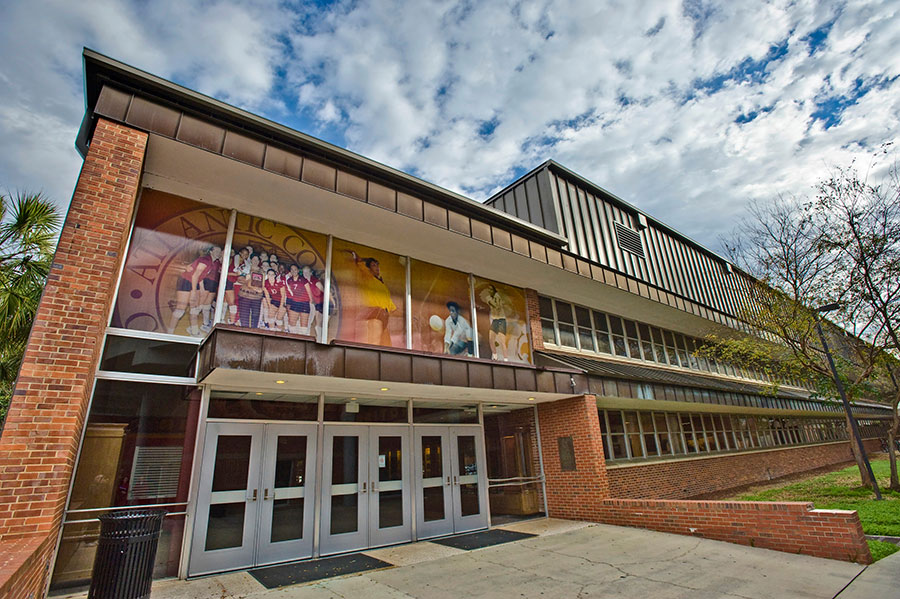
[607,438,882,499]
[594,498,872,563]
[537,395,610,519]
[0,119,146,594]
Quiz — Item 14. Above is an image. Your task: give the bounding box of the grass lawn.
[730,457,900,561]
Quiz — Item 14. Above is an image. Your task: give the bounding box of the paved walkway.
[57,518,899,598]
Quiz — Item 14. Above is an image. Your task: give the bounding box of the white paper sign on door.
[379,454,386,468]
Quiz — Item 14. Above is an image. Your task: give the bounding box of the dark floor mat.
[248,553,392,589]
[431,528,535,550]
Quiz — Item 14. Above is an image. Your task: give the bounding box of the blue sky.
[1,0,898,253]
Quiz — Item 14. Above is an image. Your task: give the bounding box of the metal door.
[189,422,264,576]
[256,423,318,565]
[413,427,454,539]
[449,426,489,533]
[367,426,411,547]
[319,425,369,555]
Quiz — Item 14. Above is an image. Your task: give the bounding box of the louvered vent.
[128,446,183,500]
[614,222,645,258]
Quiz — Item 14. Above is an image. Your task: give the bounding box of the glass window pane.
[273,436,307,489]
[541,319,557,344]
[578,328,595,351]
[538,296,554,319]
[558,324,576,348]
[608,316,624,336]
[556,302,574,324]
[574,306,591,328]
[205,503,245,550]
[100,336,197,377]
[212,436,252,492]
[593,311,609,332]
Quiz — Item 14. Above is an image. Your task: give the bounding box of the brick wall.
[0,119,146,594]
[537,395,610,519]
[0,535,55,599]
[525,288,543,351]
[607,438,882,499]
[594,498,872,563]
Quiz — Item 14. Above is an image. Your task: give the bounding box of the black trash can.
[88,509,166,599]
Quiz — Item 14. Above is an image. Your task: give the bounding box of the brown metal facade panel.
[301,157,337,191]
[511,233,529,256]
[546,248,563,268]
[261,336,307,374]
[176,114,226,153]
[529,240,547,263]
[492,227,512,250]
[397,192,424,220]
[263,146,303,179]
[440,359,468,386]
[468,362,493,388]
[412,355,442,384]
[514,368,537,392]
[367,181,397,211]
[124,96,182,138]
[536,370,556,393]
[344,347,381,380]
[222,131,266,167]
[448,211,471,236]
[380,352,412,382]
[471,219,492,243]
[423,202,448,228]
[212,329,262,370]
[95,86,132,122]
[562,253,578,273]
[337,170,368,201]
[305,344,345,377]
[491,364,516,389]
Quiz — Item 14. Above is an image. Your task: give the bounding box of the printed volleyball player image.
[262,268,286,331]
[443,301,473,356]
[479,284,515,360]
[283,263,311,334]
[303,265,325,337]
[223,246,249,324]
[167,245,222,336]
[343,249,396,346]
[237,253,266,328]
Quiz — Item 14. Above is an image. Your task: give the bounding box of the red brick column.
[0,119,146,595]
[537,394,609,519]
[525,288,544,351]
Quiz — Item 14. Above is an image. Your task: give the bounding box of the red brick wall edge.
[594,498,872,564]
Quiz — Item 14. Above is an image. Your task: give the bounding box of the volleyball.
[429,314,444,332]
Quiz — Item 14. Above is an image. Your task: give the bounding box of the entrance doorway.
[189,422,317,576]
[414,426,489,539]
[319,425,412,555]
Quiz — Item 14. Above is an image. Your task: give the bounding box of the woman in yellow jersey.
[344,249,396,346]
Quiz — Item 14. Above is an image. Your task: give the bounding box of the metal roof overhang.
[77,48,566,249]
[535,350,811,400]
[198,326,585,404]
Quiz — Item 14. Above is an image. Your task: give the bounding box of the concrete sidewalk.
[55,518,897,598]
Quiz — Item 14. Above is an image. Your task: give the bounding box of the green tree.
[0,191,62,425]
[703,155,900,490]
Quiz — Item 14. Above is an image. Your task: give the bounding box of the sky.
[1,0,898,254]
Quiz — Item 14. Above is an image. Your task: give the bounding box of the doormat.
[431,529,535,550]
[248,553,392,589]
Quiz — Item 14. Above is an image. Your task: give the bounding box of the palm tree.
[0,191,62,424]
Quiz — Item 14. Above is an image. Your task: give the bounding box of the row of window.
[598,408,888,461]
[595,377,887,416]
[540,296,805,388]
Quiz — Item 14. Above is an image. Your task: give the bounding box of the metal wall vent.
[614,222,645,258]
[128,446,183,500]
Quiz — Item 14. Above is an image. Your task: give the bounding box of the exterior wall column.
[537,394,610,520]
[0,119,147,597]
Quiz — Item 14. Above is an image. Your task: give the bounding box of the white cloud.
[1,0,899,254]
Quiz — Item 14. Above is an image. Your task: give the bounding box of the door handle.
[445,476,451,486]
[361,481,367,494]
[453,475,459,486]
[264,488,271,501]
[249,489,258,501]
[372,481,378,493]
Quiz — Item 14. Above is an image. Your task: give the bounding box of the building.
[0,50,890,597]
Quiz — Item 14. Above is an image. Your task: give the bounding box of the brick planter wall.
[594,498,872,563]
[0,119,147,595]
[607,438,882,499]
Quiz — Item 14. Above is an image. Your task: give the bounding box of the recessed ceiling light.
[276,380,285,384]
[528,397,535,401]
[380,387,389,391]
[255,392,263,396]
[350,397,357,401]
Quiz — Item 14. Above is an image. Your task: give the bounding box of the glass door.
[319,426,368,555]
[256,424,318,566]
[368,426,411,547]
[189,422,264,576]
[450,426,488,533]
[413,428,453,539]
